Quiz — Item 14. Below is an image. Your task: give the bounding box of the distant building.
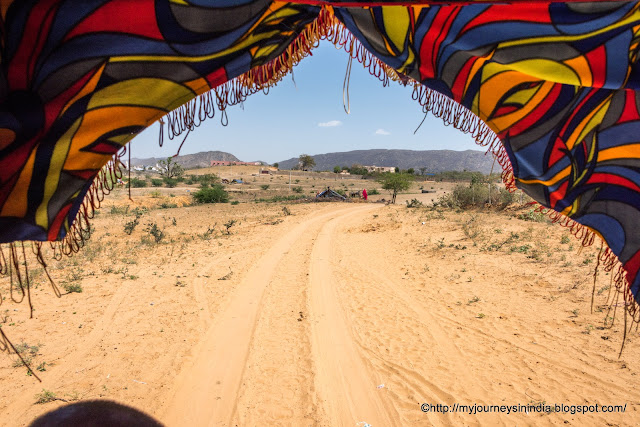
[364,166,395,173]
[210,161,261,166]
[132,165,159,172]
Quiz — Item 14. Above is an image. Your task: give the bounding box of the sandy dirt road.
[162,202,640,426]
[163,204,384,426]
[308,209,398,426]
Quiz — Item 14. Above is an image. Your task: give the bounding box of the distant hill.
[276,149,496,174]
[130,151,240,169]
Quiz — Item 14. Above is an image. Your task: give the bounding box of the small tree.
[378,173,413,204]
[158,157,184,178]
[273,163,279,169]
[333,166,341,174]
[298,154,316,171]
[350,164,368,176]
[407,168,415,175]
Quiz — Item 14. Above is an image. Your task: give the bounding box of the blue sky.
[130,40,481,164]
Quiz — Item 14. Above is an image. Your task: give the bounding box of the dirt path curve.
[162,204,380,427]
[309,210,399,427]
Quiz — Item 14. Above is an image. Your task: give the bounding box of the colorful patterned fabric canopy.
[1,1,640,315]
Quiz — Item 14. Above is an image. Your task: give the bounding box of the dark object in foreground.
[30,400,163,427]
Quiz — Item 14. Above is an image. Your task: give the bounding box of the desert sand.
[0,174,639,426]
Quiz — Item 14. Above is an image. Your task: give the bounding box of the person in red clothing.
[362,188,368,200]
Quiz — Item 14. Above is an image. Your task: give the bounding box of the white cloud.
[318,120,342,127]
[375,129,391,135]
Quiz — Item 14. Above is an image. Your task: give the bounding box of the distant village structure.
[210,161,261,166]
[129,159,262,173]
[131,164,160,172]
[364,166,395,173]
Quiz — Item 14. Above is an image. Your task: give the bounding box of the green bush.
[124,217,139,235]
[224,219,237,234]
[368,188,380,195]
[406,198,423,208]
[151,179,163,187]
[292,186,303,193]
[144,222,165,243]
[163,177,178,188]
[35,389,58,405]
[193,185,229,203]
[188,174,219,186]
[350,166,369,176]
[63,283,83,293]
[159,202,178,209]
[518,209,548,222]
[432,171,492,182]
[437,183,513,210]
[129,178,147,188]
[110,205,129,215]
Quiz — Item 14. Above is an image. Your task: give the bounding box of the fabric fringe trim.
[0,326,41,381]
[159,8,402,146]
[531,202,640,331]
[0,148,124,379]
[0,241,56,382]
[49,149,126,259]
[408,85,517,191]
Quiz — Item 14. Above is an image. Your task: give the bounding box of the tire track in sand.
[309,208,398,427]
[162,205,377,427]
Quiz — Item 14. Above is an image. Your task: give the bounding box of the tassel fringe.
[49,149,126,259]
[0,148,124,379]
[0,327,41,382]
[0,242,51,381]
[409,85,516,191]
[159,8,403,145]
[530,202,640,329]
